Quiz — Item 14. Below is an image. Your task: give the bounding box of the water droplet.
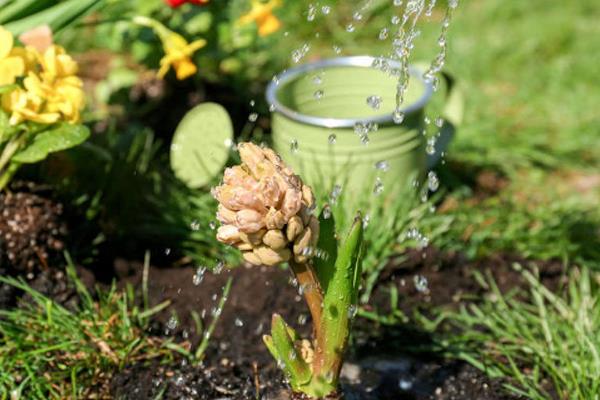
[167,315,179,330]
[414,275,429,293]
[307,4,317,21]
[298,314,308,325]
[352,11,363,21]
[164,248,171,255]
[346,23,355,32]
[426,137,436,155]
[449,0,459,9]
[435,117,444,127]
[314,89,324,100]
[379,28,389,40]
[312,74,323,85]
[248,112,258,122]
[366,95,383,110]
[373,178,384,195]
[234,318,244,327]
[398,377,414,390]
[209,221,217,230]
[290,139,299,153]
[193,267,206,286]
[190,220,200,231]
[362,213,371,228]
[249,99,255,107]
[328,133,337,144]
[321,5,331,14]
[375,160,390,172]
[427,171,440,192]
[393,109,405,124]
[394,0,403,6]
[329,184,342,204]
[332,45,342,54]
[291,43,310,63]
[360,134,370,146]
[322,204,332,219]
[347,304,358,319]
[391,15,401,25]
[269,103,276,112]
[214,260,225,274]
[424,116,431,125]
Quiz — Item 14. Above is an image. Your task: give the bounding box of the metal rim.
[265,56,433,128]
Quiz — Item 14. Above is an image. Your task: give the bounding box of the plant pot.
[266,56,463,202]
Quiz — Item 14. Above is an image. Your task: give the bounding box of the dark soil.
[0,182,68,274]
[108,247,566,400]
[369,247,566,317]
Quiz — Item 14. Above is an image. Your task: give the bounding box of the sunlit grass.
[440,264,600,399]
[0,255,180,399]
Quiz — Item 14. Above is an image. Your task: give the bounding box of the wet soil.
[108,247,565,399]
[0,218,563,400]
[0,183,68,274]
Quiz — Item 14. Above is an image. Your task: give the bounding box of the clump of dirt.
[0,183,68,274]
[0,265,95,310]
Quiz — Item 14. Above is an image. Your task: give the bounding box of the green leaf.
[314,206,338,293]
[319,213,364,377]
[270,314,312,387]
[170,102,233,189]
[0,110,9,138]
[4,0,103,36]
[0,0,56,25]
[12,124,90,164]
[262,334,279,361]
[0,84,17,95]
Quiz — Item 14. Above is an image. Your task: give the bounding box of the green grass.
[0,253,230,399]
[439,264,600,399]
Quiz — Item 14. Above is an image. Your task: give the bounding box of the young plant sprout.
[213,142,363,398]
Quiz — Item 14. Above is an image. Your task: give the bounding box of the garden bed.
[0,244,565,399]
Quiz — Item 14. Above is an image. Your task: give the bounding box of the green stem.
[0,134,24,191]
[194,277,232,361]
[0,163,20,191]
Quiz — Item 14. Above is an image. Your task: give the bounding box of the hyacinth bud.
[213,142,320,267]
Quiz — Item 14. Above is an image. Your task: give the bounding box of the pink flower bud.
[216,225,241,244]
[236,209,265,233]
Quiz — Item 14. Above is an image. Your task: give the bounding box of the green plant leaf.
[12,123,90,164]
[0,110,9,138]
[319,213,364,378]
[270,314,312,387]
[170,102,233,189]
[0,0,56,25]
[314,206,338,293]
[0,84,17,95]
[4,0,103,35]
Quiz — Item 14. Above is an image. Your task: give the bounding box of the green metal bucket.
[267,56,463,200]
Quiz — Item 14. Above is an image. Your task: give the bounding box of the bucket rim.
[266,56,433,129]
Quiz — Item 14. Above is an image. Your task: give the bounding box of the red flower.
[164,0,209,8]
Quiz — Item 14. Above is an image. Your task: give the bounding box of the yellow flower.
[1,44,84,125]
[238,0,282,37]
[0,26,25,86]
[36,45,79,81]
[133,16,205,81]
[158,32,206,80]
[1,87,60,125]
